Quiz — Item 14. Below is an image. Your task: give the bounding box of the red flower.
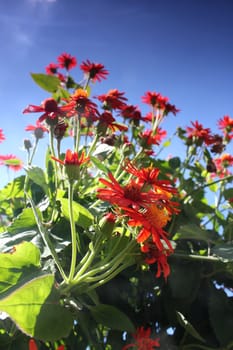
[125,162,178,196]
[97,111,128,134]
[80,59,109,82]
[97,89,127,110]
[52,149,89,181]
[57,53,77,70]
[122,326,160,350]
[124,204,173,252]
[218,115,233,140]
[0,128,5,143]
[0,154,23,171]
[63,88,98,116]
[142,91,179,116]
[186,121,212,144]
[28,339,37,350]
[141,242,172,280]
[120,105,143,121]
[23,98,69,124]
[97,172,162,210]
[140,128,167,146]
[45,62,59,75]
[25,120,48,139]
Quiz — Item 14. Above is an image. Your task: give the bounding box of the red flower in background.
[52,149,89,166]
[23,98,69,123]
[29,339,37,350]
[57,53,77,70]
[122,326,160,350]
[25,120,48,139]
[97,111,128,134]
[80,59,109,82]
[97,89,127,110]
[63,88,98,116]
[45,62,59,75]
[120,105,143,122]
[0,154,23,171]
[142,91,179,116]
[140,128,167,146]
[0,128,5,143]
[218,115,233,140]
[186,121,212,144]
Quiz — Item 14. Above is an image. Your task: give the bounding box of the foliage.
[0,53,233,350]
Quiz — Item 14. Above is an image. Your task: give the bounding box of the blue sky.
[1,0,233,183]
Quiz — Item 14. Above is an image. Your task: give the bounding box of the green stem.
[68,181,80,282]
[172,252,221,262]
[27,195,68,282]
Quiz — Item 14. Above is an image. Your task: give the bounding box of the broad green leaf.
[0,176,25,201]
[0,230,38,252]
[176,311,205,343]
[173,224,215,242]
[31,73,60,93]
[60,198,94,229]
[90,304,135,332]
[0,274,73,341]
[7,208,37,234]
[212,244,233,262]
[26,166,49,196]
[0,241,40,293]
[209,286,233,346]
[223,188,233,200]
[90,156,109,174]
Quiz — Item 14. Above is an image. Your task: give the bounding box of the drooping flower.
[142,91,168,108]
[122,326,160,350]
[124,204,173,252]
[45,62,59,75]
[80,59,109,82]
[23,98,69,124]
[25,120,48,139]
[0,128,5,143]
[97,89,127,110]
[120,105,143,123]
[141,242,172,280]
[0,154,23,171]
[52,149,89,181]
[57,53,77,70]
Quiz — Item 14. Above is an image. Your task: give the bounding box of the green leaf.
[90,156,109,174]
[7,208,37,234]
[0,176,25,201]
[209,286,233,346]
[90,304,135,332]
[223,188,233,200]
[0,274,73,341]
[212,244,233,262]
[176,311,205,343]
[30,73,60,93]
[60,198,94,229]
[0,241,40,293]
[173,224,215,242]
[26,166,49,196]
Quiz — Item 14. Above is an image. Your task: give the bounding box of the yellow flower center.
[145,202,171,228]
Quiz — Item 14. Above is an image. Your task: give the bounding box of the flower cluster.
[122,327,160,350]
[97,162,179,279]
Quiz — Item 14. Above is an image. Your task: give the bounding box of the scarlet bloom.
[0,154,23,171]
[124,204,173,252]
[97,172,162,210]
[97,111,128,134]
[122,326,160,350]
[0,128,5,143]
[142,91,179,116]
[218,115,233,140]
[63,88,98,116]
[25,120,48,139]
[80,59,109,82]
[186,121,212,145]
[45,62,59,75]
[125,162,178,196]
[141,242,172,280]
[120,105,143,121]
[97,89,127,110]
[140,128,167,146]
[23,98,69,124]
[57,53,77,70]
